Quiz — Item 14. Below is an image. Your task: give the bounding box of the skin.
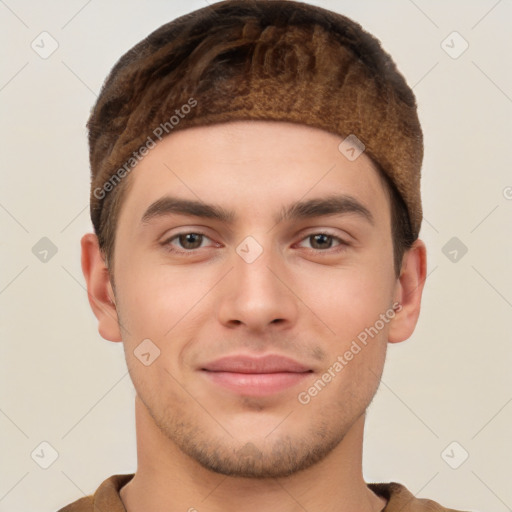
[82,120,426,512]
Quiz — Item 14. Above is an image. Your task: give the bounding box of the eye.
[161,230,349,256]
[163,232,215,253]
[297,232,348,251]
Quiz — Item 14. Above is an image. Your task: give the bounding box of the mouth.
[200,354,314,397]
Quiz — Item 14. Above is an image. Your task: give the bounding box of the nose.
[215,242,299,334]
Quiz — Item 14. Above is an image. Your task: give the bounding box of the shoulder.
[368,481,473,512]
[57,495,93,512]
[56,473,134,512]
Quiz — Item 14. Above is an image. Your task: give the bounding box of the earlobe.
[81,233,123,342]
[388,238,427,344]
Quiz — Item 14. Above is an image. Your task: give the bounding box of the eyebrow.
[140,194,374,226]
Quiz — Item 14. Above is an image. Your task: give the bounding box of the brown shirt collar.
[58,474,468,512]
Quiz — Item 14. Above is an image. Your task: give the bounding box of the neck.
[120,396,386,512]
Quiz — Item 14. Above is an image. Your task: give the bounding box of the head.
[82,0,426,478]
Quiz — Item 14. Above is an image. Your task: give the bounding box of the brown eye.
[308,233,335,250]
[295,232,349,254]
[177,233,204,250]
[162,232,213,254]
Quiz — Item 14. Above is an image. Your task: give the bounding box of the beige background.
[1,1,511,511]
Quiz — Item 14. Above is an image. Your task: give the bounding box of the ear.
[388,238,427,344]
[81,233,122,342]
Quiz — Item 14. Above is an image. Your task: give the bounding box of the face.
[110,120,400,478]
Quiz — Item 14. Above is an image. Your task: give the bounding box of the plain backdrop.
[1,1,511,511]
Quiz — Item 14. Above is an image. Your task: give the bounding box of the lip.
[201,354,313,396]
[202,354,311,373]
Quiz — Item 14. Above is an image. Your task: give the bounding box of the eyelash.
[161,231,349,256]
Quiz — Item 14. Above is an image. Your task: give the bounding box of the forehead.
[116,120,390,227]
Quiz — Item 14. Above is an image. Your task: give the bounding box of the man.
[58,1,468,510]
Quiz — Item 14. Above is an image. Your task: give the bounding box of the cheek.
[293,261,394,343]
[115,254,215,343]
